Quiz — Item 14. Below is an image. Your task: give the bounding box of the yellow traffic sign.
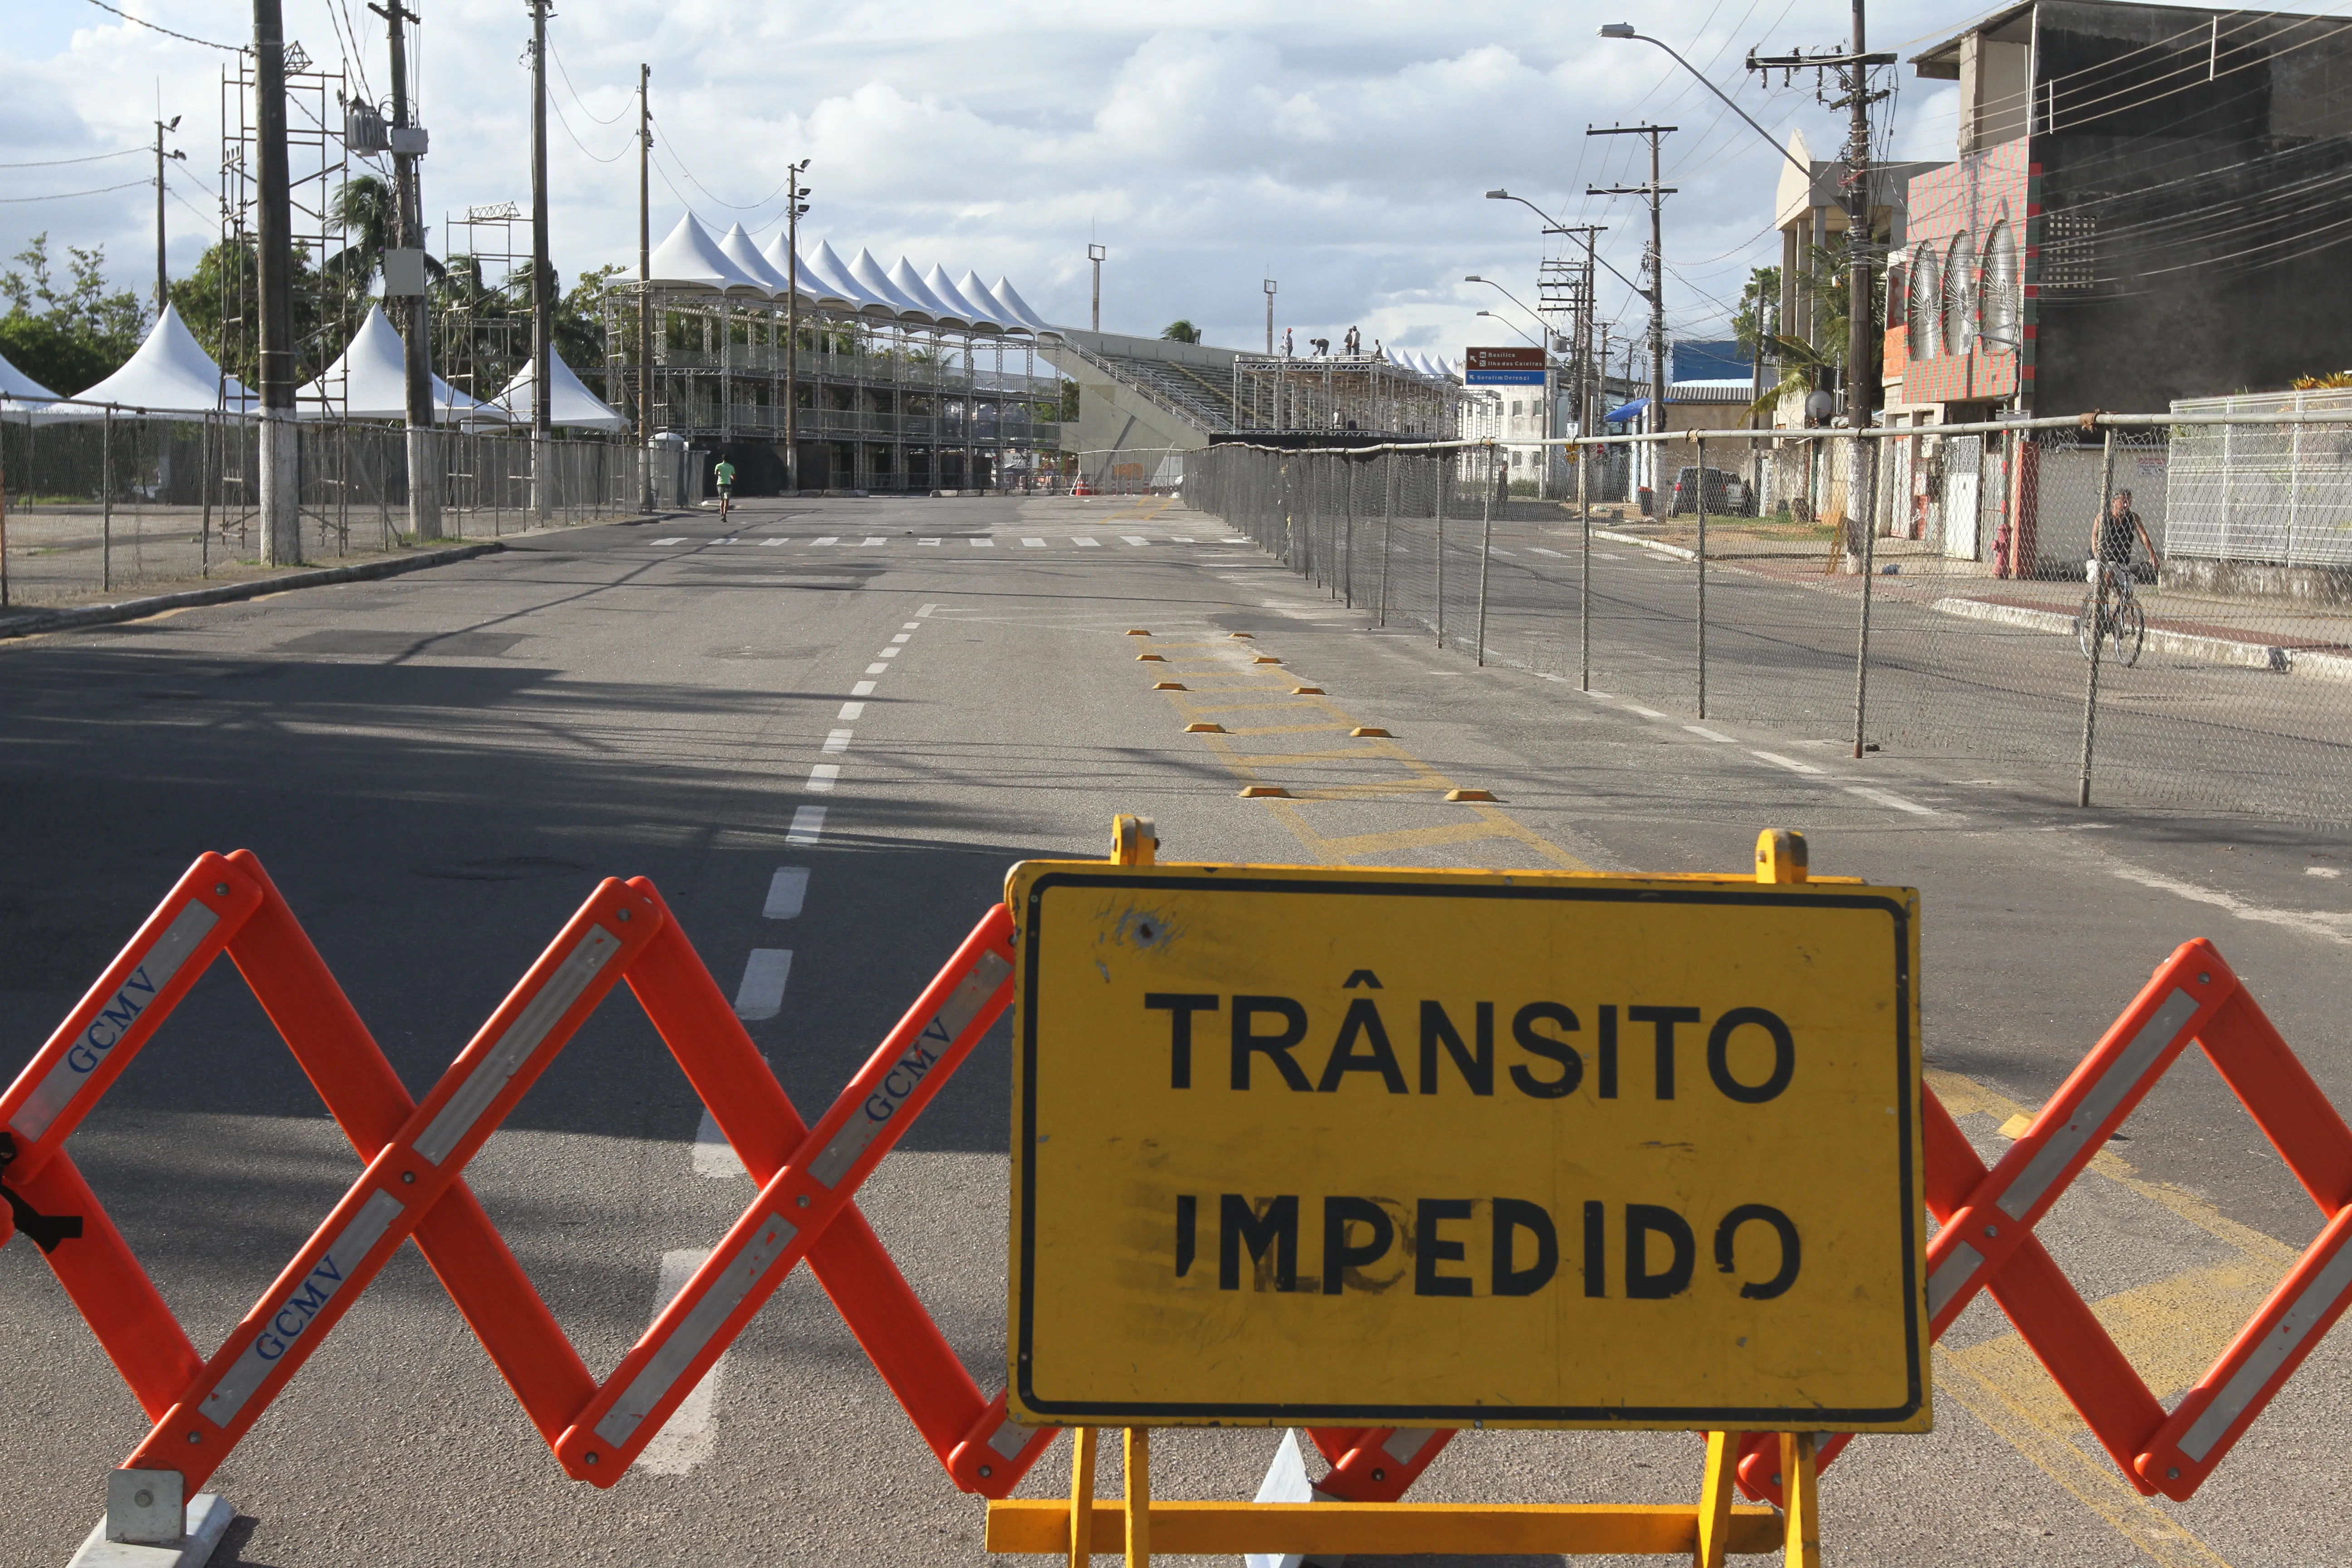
[1006,861,1928,1432]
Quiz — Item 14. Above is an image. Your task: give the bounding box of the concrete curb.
[0,542,502,641]
[1592,528,1697,561]
[1929,593,2352,681]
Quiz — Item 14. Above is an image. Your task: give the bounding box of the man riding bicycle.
[2097,488,2160,578]
[713,456,737,519]
[2078,488,2161,665]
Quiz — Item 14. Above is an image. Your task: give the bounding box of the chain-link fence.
[1,412,656,611]
[1186,414,2352,830]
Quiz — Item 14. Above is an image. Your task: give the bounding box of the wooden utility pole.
[1588,124,1675,507]
[254,0,299,564]
[153,114,181,316]
[375,0,439,538]
[785,160,808,494]
[528,0,553,518]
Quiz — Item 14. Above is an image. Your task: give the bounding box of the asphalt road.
[2,493,2348,1567]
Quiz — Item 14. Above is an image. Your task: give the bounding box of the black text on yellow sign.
[1006,863,1929,1432]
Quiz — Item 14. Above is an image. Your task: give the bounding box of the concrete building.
[1882,0,2352,573]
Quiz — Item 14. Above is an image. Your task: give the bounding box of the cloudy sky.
[2,0,1987,362]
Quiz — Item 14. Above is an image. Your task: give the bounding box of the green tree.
[1160,319,1202,344]
[1747,237,1884,417]
[1731,265,1779,361]
[1,234,147,394]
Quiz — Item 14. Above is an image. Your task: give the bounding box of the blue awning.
[1603,397,1650,423]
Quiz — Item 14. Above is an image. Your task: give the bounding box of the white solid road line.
[838,701,865,720]
[691,1110,748,1180]
[733,949,793,1020]
[763,867,810,920]
[1842,784,1936,816]
[1751,750,1825,775]
[633,1248,729,1473]
[807,763,842,791]
[850,680,877,697]
[787,804,826,846]
[1685,725,1736,743]
[823,729,853,754]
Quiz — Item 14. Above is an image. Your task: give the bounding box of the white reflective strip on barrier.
[1926,1242,1984,1320]
[805,949,1012,1189]
[2176,1236,2352,1462]
[595,1214,798,1448]
[1997,989,2200,1221]
[1381,1428,1437,1464]
[201,1188,405,1425]
[412,924,622,1166]
[988,1417,1032,1459]
[12,900,220,1143]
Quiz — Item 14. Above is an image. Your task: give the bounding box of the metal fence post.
[2078,428,2118,807]
[101,406,114,592]
[1578,436,1591,691]
[1379,447,1394,626]
[1851,435,1881,758]
[1435,452,1448,649]
[1476,446,1495,667]
[1343,452,1355,609]
[1695,434,1708,720]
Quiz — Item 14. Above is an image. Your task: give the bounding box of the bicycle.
[2074,558,2146,667]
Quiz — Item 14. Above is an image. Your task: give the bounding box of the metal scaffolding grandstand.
[1227,355,1466,441]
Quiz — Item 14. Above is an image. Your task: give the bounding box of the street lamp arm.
[1600,27,1812,180]
[1476,310,1542,349]
[1466,274,1544,329]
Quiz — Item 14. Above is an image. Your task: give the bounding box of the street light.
[1597,25,1811,177]
[1476,310,1542,349]
[1088,242,1106,333]
[1463,273,1549,335]
[1483,195,1646,296]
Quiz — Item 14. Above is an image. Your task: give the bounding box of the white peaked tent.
[849,249,929,319]
[493,352,627,431]
[297,305,503,422]
[647,213,764,295]
[986,276,1056,333]
[803,241,891,314]
[57,303,251,416]
[953,270,1009,331]
[0,345,60,418]
[754,233,847,307]
[926,266,1002,330]
[888,258,963,326]
[718,223,795,299]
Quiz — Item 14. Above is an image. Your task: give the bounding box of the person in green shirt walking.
[712,456,736,520]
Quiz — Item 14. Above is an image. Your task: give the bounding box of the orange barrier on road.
[0,852,1055,1502]
[1297,937,2352,1512]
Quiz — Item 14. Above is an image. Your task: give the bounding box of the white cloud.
[1,0,1976,358]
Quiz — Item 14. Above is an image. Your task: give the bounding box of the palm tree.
[1161,319,1202,344]
[327,175,445,294]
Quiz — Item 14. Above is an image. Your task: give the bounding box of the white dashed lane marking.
[807,763,842,791]
[1686,725,1736,743]
[763,868,809,920]
[631,1248,729,1473]
[1751,750,1825,775]
[787,805,826,845]
[838,701,865,720]
[1843,784,1936,816]
[733,949,793,1021]
[851,680,877,696]
[864,663,887,675]
[822,729,853,754]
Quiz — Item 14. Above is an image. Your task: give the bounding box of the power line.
[548,40,630,124]
[549,86,632,163]
[0,177,154,204]
[646,113,795,212]
[80,0,244,51]
[0,147,145,169]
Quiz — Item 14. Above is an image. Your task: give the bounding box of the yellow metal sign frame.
[1006,858,1927,1435]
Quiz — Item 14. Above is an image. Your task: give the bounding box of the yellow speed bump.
[1251,656,1283,665]
[1228,632,1254,639]
[1151,681,1188,691]
[1239,785,1290,798]
[1184,723,1225,734]
[1445,787,1497,802]
[1349,726,1392,738]
[1136,653,1167,662]
[1126,628,1151,636]
[1291,685,1325,695]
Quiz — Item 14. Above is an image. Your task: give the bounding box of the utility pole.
[1588,124,1675,507]
[637,62,651,508]
[1264,275,1276,354]
[1088,242,1105,333]
[1750,8,1895,566]
[254,0,299,564]
[528,0,553,519]
[375,0,438,539]
[784,159,809,495]
[153,114,182,316]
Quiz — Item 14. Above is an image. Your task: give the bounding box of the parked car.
[1668,466,1754,516]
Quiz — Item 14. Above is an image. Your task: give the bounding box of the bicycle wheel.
[2112,598,2146,666]
[2076,593,2099,659]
